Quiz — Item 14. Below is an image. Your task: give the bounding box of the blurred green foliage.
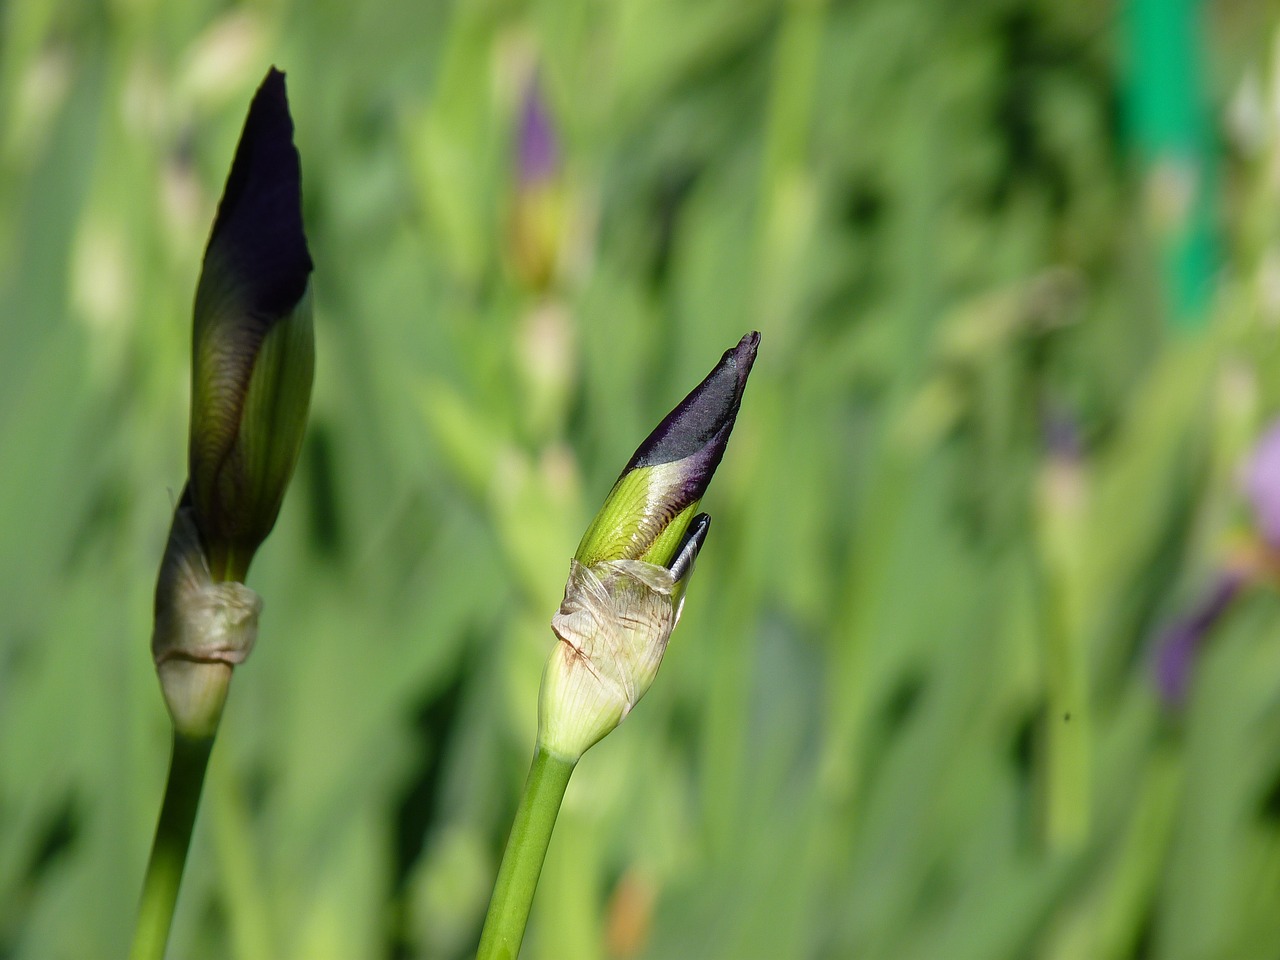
[4,1,1280,958]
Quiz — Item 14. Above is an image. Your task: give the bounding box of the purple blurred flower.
[1041,402,1083,464]
[1150,419,1280,707]
[508,72,563,291]
[1245,419,1280,551]
[517,74,558,186]
[1153,570,1246,706]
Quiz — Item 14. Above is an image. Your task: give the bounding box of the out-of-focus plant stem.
[1037,442,1091,852]
[476,748,576,960]
[128,732,215,960]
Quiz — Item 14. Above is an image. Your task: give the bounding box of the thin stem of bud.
[129,732,217,960]
[476,747,576,960]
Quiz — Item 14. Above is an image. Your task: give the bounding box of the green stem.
[129,732,216,960]
[476,746,576,960]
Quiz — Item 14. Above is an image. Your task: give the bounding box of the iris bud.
[539,334,758,760]
[151,67,311,735]
[187,67,314,582]
[508,74,562,292]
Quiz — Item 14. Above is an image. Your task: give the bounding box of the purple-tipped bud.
[1041,403,1083,465]
[539,340,757,760]
[508,73,563,291]
[1244,419,1280,552]
[517,74,559,187]
[575,332,759,568]
[188,67,314,581]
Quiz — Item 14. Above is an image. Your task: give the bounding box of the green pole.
[1126,0,1217,331]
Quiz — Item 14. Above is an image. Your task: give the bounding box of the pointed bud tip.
[575,335,756,567]
[204,65,313,319]
[625,331,760,474]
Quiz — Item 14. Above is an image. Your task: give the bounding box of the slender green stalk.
[1037,459,1091,852]
[476,747,576,960]
[129,732,216,960]
[1042,588,1089,851]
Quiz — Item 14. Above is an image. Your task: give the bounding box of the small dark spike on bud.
[669,514,711,583]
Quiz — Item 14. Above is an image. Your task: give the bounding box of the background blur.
[4,1,1280,958]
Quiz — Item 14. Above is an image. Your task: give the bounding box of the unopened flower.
[508,73,563,291]
[187,67,314,583]
[152,67,312,735]
[516,74,558,189]
[539,334,758,760]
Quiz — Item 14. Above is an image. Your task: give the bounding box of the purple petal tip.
[204,66,312,318]
[626,332,760,476]
[517,76,559,186]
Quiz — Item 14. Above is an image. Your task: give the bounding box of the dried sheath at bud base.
[540,559,681,759]
[152,491,262,738]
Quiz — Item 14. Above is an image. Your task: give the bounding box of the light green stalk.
[129,733,215,960]
[476,748,576,960]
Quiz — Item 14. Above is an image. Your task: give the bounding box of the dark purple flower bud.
[575,333,759,568]
[541,340,755,760]
[188,67,314,581]
[1041,402,1083,464]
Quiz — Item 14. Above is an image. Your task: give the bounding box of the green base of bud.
[155,661,233,741]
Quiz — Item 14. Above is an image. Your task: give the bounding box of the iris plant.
[130,67,313,960]
[476,333,759,960]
